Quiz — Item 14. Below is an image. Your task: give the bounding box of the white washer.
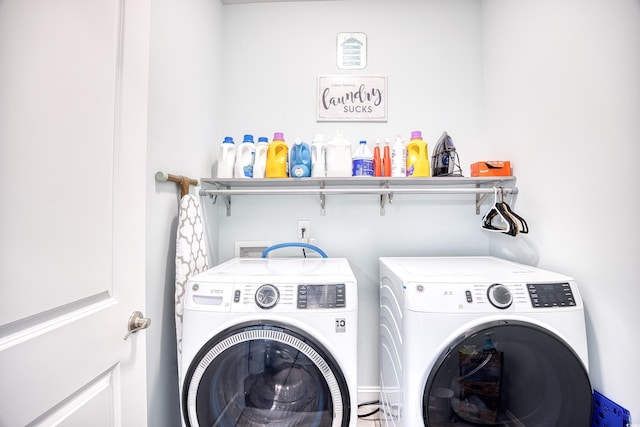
[180,257,358,427]
[379,256,592,426]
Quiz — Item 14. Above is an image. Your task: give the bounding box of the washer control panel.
[527,282,576,308]
[297,284,346,309]
[187,281,354,312]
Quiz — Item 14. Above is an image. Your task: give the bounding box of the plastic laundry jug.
[266,132,288,178]
[352,140,374,177]
[216,136,236,179]
[391,136,406,177]
[252,136,269,179]
[235,134,255,178]
[406,130,430,177]
[373,139,382,177]
[383,138,392,177]
[311,133,326,178]
[325,131,353,177]
[290,138,311,178]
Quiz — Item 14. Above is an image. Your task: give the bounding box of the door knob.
[124,311,151,340]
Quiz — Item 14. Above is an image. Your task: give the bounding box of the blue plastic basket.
[592,390,631,427]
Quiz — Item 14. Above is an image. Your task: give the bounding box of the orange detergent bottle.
[266,132,288,178]
[373,139,382,177]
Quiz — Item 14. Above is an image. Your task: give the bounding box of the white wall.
[146,0,223,426]
[221,0,486,166]
[217,0,487,397]
[482,0,640,416]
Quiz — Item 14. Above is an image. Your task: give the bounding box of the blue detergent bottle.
[290,138,311,177]
[483,332,497,353]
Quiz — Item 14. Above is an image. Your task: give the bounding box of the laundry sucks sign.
[317,75,387,122]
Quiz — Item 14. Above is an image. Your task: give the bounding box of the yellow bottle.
[406,130,430,177]
[266,132,288,178]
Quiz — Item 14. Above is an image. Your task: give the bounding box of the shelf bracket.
[475,182,499,214]
[223,194,231,216]
[214,183,231,216]
[380,181,390,216]
[319,181,326,216]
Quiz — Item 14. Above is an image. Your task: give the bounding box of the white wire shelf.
[200,176,517,216]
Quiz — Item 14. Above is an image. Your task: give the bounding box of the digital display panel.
[527,282,576,308]
[297,284,346,309]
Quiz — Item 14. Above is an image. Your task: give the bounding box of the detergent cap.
[294,137,303,145]
[411,130,422,140]
[242,134,254,143]
[274,132,285,140]
[223,136,234,144]
[312,133,324,143]
[257,136,268,143]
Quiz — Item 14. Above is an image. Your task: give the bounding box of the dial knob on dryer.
[487,283,513,309]
[255,284,280,309]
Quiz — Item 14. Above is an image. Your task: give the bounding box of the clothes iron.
[431,131,462,177]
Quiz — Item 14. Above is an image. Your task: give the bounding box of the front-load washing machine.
[379,256,592,426]
[180,257,358,427]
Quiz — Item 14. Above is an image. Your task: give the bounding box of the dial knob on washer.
[255,284,280,309]
[487,283,513,309]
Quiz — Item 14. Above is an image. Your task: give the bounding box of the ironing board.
[175,194,209,375]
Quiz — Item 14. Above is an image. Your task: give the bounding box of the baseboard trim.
[357,386,380,404]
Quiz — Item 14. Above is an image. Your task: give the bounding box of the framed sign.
[337,32,367,70]
[317,75,387,122]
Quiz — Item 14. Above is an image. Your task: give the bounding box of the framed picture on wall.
[337,32,367,70]
[317,75,387,122]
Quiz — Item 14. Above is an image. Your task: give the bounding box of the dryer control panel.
[527,282,576,308]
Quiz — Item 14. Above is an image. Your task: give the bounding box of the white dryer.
[180,257,358,427]
[379,256,592,426]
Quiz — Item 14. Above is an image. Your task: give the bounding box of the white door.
[0,0,150,425]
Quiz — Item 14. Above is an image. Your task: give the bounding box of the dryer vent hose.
[261,243,328,258]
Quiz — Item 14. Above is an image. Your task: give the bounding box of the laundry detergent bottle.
[406,130,430,177]
[266,132,288,178]
[311,133,326,178]
[352,140,374,177]
[235,134,255,178]
[383,138,392,177]
[252,136,269,179]
[391,136,406,177]
[290,138,311,178]
[373,139,382,177]
[216,136,236,179]
[325,131,353,177]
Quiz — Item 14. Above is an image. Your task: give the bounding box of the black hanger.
[481,187,518,236]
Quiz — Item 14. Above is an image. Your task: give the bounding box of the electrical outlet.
[297,220,310,240]
[235,241,272,258]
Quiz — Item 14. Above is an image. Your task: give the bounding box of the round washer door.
[422,320,592,426]
[182,322,351,427]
